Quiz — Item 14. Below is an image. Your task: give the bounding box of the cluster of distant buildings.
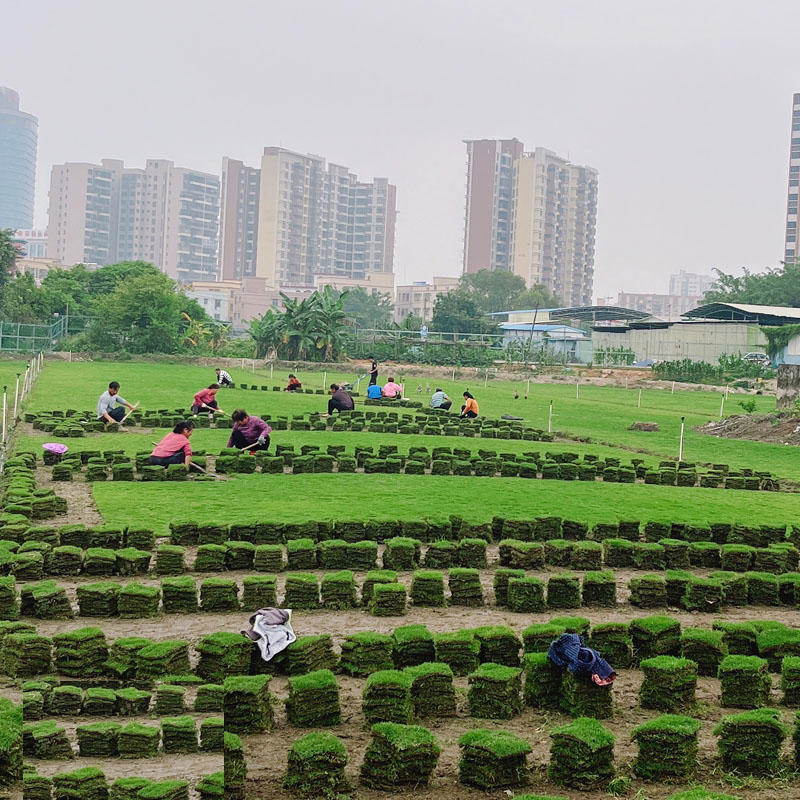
[0,87,798,333]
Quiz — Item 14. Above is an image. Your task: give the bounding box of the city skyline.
[3,2,798,299]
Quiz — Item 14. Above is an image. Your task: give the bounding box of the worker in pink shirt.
[192,384,225,416]
[229,409,272,452]
[149,421,194,468]
[381,377,402,399]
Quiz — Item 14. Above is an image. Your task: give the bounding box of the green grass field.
[15,359,796,532]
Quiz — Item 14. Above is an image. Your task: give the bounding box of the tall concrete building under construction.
[463,138,598,306]
[785,92,800,265]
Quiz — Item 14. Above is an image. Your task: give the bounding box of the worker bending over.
[229,409,272,452]
[323,383,354,416]
[192,384,224,416]
[150,421,195,468]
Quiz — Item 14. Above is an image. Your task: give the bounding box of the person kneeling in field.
[323,383,354,416]
[192,384,224,416]
[229,409,272,452]
[215,368,234,387]
[284,374,302,392]
[150,420,195,468]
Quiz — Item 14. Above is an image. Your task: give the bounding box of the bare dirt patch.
[699,412,800,446]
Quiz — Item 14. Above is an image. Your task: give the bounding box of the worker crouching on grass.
[322,383,354,417]
[192,384,224,417]
[150,420,194,468]
[229,409,272,452]
[460,390,479,419]
[97,381,137,425]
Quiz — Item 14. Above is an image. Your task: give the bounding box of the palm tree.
[313,286,352,360]
[248,309,284,359]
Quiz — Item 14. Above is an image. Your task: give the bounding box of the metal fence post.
[2,386,6,444]
[13,374,20,418]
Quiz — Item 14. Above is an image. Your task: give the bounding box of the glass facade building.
[0,87,38,230]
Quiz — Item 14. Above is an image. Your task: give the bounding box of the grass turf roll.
[632,713,701,779]
[714,707,786,775]
[467,662,523,719]
[458,728,531,789]
[284,731,350,798]
[391,624,434,668]
[433,630,479,676]
[223,675,273,734]
[680,628,728,676]
[639,656,697,711]
[718,655,772,708]
[548,717,615,790]
[286,669,341,727]
[362,669,412,724]
[359,722,440,790]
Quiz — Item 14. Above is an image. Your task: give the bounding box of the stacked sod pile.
[581,570,616,607]
[359,722,440,789]
[285,670,341,727]
[281,634,338,676]
[406,662,456,717]
[632,714,702,778]
[410,570,445,607]
[448,568,483,606]
[547,572,581,608]
[781,656,800,705]
[508,576,545,612]
[639,656,697,711]
[161,577,197,614]
[154,685,185,715]
[23,720,72,759]
[196,632,250,682]
[138,781,190,800]
[433,630,480,676]
[630,616,680,662]
[117,722,160,758]
[340,632,394,676]
[475,625,521,666]
[52,767,108,800]
[161,716,197,754]
[78,721,123,758]
[588,623,633,668]
[362,670,412,724]
[118,583,160,617]
[53,627,108,677]
[391,625,434,667]
[680,628,728,676]
[223,675,273,733]
[136,641,190,680]
[714,708,786,775]
[548,717,615,789]
[224,733,246,800]
[522,652,562,709]
[241,575,277,609]
[369,582,407,615]
[560,671,613,719]
[718,655,772,708]
[467,663,523,719]
[284,731,350,798]
[458,729,531,789]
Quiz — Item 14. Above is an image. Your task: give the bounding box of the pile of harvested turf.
[52,767,108,800]
[161,716,197,754]
[714,708,786,775]
[362,670,412,724]
[114,688,151,716]
[680,628,727,676]
[53,627,107,677]
[195,773,223,800]
[639,656,697,711]
[196,632,250,682]
[117,583,160,618]
[507,577,545,612]
[547,573,581,608]
[361,570,397,604]
[548,717,615,789]
[340,632,394,676]
[632,714,701,779]
[46,685,82,715]
[392,625,434,667]
[199,717,223,752]
[629,574,667,607]
[560,671,612,719]
[467,663,523,719]
[718,655,772,708]
[448,568,483,606]
[282,634,338,676]
[194,684,223,713]
[581,571,616,607]
[433,630,479,676]
[223,675,273,733]
[458,728,531,789]
[284,731,350,798]
[240,575,277,609]
[320,571,357,609]
[475,626,522,666]
[199,577,239,611]
[587,622,632,668]
[81,688,116,716]
[630,616,680,663]
[285,669,341,727]
[154,685,185,715]
[781,656,800,705]
[160,576,197,615]
[224,733,246,800]
[493,568,525,606]
[406,662,456,717]
[410,570,445,607]
[522,652,562,709]
[24,721,73,760]
[117,722,160,758]
[138,780,190,800]
[135,641,190,681]
[683,576,724,612]
[368,582,407,616]
[359,722,440,790]
[76,722,121,757]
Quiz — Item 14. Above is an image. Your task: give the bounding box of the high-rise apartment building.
[0,87,38,231]
[256,147,396,288]
[46,159,219,281]
[463,139,598,306]
[463,139,523,274]
[218,157,260,281]
[668,270,715,298]
[785,92,800,264]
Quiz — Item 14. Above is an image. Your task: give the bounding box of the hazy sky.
[5,0,799,297]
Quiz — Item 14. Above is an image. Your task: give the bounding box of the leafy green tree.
[0,272,53,322]
[703,262,800,307]
[513,283,562,310]
[460,269,527,314]
[401,313,423,331]
[86,271,199,354]
[248,309,283,359]
[340,286,393,328]
[0,229,20,288]
[431,292,498,334]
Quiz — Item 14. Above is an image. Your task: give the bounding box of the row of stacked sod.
[23,716,223,757]
[8,567,800,623]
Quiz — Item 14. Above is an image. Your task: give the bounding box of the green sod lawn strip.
[51,766,108,800]
[285,669,341,727]
[223,675,273,734]
[632,713,702,779]
[548,716,615,790]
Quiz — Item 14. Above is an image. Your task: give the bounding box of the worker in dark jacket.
[323,384,354,416]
